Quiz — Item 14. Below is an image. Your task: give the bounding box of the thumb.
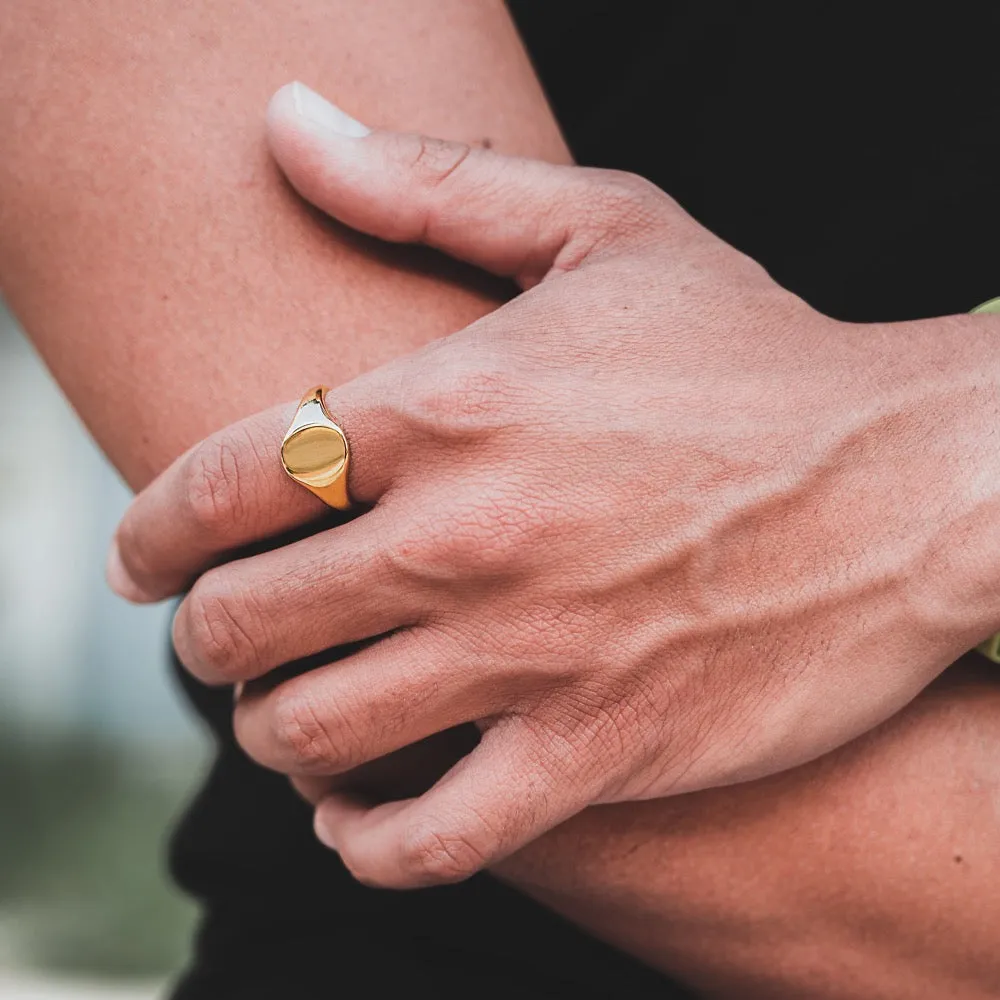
[266,82,647,288]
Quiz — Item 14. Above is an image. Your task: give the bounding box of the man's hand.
[110,81,1000,889]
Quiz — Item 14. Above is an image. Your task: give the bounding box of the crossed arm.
[0,0,564,487]
[2,3,999,998]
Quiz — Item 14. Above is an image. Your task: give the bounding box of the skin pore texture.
[0,0,565,488]
[2,3,999,998]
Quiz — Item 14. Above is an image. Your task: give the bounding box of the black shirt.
[169,5,1000,997]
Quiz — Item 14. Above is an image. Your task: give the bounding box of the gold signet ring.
[280,387,352,510]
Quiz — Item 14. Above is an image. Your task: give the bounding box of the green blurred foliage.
[0,728,204,979]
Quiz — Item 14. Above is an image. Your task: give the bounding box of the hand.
[291,657,1000,999]
[110,81,1000,888]
[493,656,1000,999]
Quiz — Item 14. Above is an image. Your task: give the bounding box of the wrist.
[868,309,1000,661]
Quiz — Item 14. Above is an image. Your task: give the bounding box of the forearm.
[498,655,1000,999]
[0,0,567,488]
[297,652,1000,998]
[8,9,999,995]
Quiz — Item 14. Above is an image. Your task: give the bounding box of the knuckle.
[185,427,261,535]
[581,168,673,233]
[409,135,473,190]
[568,689,639,762]
[400,365,517,442]
[379,516,444,585]
[381,500,514,586]
[181,577,265,682]
[436,493,529,577]
[526,677,655,784]
[272,687,357,774]
[398,820,492,886]
[381,475,558,588]
[592,167,664,206]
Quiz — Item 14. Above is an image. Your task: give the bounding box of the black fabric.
[169,670,684,998]
[169,4,1000,997]
[516,3,1000,321]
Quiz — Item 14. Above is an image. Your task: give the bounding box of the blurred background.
[0,301,209,999]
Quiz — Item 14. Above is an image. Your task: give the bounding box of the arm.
[0,0,568,488]
[499,654,1000,1000]
[108,97,1000,998]
[290,656,1000,999]
[6,9,1000,999]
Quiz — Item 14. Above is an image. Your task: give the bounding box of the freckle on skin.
[482,137,493,149]
[954,855,963,864]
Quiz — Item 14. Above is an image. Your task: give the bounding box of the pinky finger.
[312,722,592,889]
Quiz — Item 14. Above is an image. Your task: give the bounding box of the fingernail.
[291,81,370,137]
[105,538,154,603]
[314,813,339,852]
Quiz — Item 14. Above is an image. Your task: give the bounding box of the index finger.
[108,384,396,602]
[108,404,320,602]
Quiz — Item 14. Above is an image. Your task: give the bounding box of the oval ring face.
[281,424,347,488]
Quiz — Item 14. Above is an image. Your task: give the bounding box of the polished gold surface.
[282,425,347,487]
[280,386,351,509]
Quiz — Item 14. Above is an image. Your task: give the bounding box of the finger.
[108,404,314,602]
[311,722,599,889]
[234,630,512,778]
[290,775,333,806]
[290,726,478,806]
[171,506,417,685]
[109,376,403,603]
[267,82,669,288]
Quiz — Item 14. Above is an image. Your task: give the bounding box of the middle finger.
[234,628,510,777]
[173,505,421,686]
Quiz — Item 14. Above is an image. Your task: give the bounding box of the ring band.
[280,386,352,510]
